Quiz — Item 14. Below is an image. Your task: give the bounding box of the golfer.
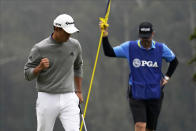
[24,14,83,131]
[99,21,178,131]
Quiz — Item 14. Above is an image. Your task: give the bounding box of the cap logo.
[65,22,74,25]
[55,23,62,26]
[140,28,150,32]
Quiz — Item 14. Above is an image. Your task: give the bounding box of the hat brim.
[62,25,79,34]
[139,33,152,39]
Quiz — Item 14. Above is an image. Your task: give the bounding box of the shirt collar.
[50,33,58,44]
[137,40,156,50]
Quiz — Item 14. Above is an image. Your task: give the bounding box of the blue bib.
[129,41,163,99]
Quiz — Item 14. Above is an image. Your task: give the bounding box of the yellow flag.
[80,0,112,131]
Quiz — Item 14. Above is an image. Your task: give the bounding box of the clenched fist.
[33,58,49,75]
[39,58,50,70]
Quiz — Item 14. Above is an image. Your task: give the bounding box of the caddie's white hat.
[53,14,79,34]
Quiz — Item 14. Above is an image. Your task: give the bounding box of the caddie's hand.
[99,18,109,37]
[161,77,169,86]
[38,58,50,70]
[76,92,84,103]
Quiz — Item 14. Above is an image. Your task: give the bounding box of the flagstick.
[80,31,104,131]
[80,0,111,130]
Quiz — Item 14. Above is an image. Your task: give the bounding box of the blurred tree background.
[0,0,196,131]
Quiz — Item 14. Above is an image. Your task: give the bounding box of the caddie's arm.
[165,57,178,78]
[161,44,179,86]
[74,43,84,103]
[99,21,116,57]
[161,57,178,86]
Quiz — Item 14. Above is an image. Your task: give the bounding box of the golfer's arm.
[24,68,37,81]
[74,43,83,92]
[74,76,82,93]
[165,57,179,77]
[102,37,116,57]
[24,46,41,81]
[33,65,43,76]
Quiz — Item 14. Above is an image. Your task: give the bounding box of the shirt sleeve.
[162,44,175,62]
[74,42,83,78]
[113,41,130,58]
[24,45,42,81]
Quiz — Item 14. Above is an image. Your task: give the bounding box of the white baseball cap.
[53,14,79,34]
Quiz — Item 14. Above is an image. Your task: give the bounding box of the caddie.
[99,21,178,131]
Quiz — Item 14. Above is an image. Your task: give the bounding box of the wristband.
[164,76,170,81]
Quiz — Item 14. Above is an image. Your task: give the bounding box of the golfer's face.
[57,28,71,42]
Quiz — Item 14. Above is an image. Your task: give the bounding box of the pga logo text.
[133,58,158,68]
